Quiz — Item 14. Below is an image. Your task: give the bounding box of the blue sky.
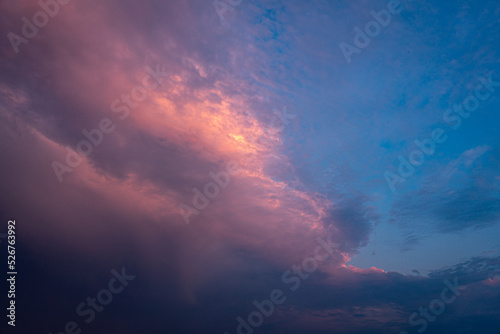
[259,0,500,275]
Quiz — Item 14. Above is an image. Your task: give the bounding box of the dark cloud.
[1,0,499,333]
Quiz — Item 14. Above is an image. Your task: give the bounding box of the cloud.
[1,0,499,333]
[391,146,500,234]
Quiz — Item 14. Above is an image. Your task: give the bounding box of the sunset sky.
[1,0,500,333]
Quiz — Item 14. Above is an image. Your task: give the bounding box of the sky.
[0,0,500,333]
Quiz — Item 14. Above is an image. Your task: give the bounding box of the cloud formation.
[0,0,499,333]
